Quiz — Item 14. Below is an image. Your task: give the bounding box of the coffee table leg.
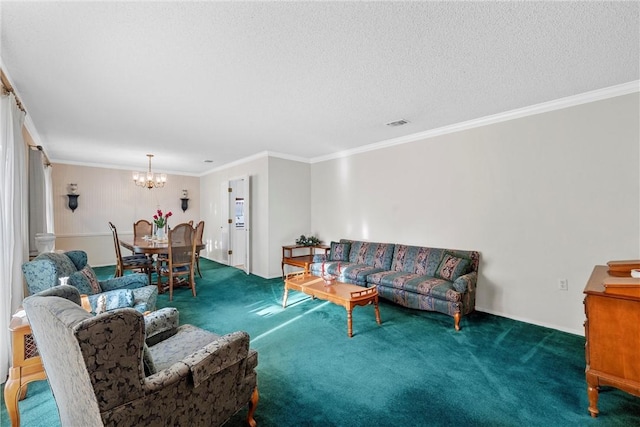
[374,298,381,325]
[347,308,353,338]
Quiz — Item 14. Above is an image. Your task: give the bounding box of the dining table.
[119,237,205,292]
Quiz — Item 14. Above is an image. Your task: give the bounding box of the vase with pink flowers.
[153,209,172,240]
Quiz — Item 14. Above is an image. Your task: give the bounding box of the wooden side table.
[4,296,91,427]
[281,244,330,276]
[4,309,47,427]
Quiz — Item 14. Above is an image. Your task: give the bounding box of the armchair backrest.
[22,250,88,294]
[23,285,146,425]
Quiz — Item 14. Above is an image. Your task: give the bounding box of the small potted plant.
[295,235,321,246]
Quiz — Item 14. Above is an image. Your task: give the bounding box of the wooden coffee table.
[283,272,382,337]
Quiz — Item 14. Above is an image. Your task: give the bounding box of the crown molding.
[310,80,640,164]
[50,158,200,177]
[199,150,309,176]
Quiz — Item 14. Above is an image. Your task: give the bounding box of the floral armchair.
[23,285,259,427]
[22,250,157,314]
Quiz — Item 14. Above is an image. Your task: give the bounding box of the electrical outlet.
[558,279,568,291]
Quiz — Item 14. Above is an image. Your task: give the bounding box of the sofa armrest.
[100,273,149,292]
[452,271,477,293]
[312,254,328,263]
[145,308,179,346]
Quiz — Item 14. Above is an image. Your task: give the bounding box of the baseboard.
[475,306,584,337]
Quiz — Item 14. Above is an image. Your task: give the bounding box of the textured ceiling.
[1,1,638,175]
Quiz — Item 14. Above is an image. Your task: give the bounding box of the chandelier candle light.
[133,154,167,189]
[153,210,172,240]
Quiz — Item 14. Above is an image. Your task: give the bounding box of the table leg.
[282,286,289,308]
[374,298,381,325]
[347,308,353,338]
[4,375,21,427]
[587,381,600,417]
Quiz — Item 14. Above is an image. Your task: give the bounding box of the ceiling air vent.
[386,119,409,127]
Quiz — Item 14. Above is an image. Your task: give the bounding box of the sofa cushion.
[94,289,135,314]
[69,266,102,295]
[329,241,351,262]
[435,253,471,281]
[371,271,462,303]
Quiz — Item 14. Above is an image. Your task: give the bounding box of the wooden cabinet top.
[584,265,640,300]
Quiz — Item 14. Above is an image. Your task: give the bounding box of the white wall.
[310,93,640,334]
[199,155,311,279]
[268,156,311,277]
[52,164,200,265]
[199,156,269,277]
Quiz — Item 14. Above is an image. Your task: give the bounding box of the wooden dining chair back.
[133,219,153,240]
[194,220,205,277]
[108,222,153,282]
[160,223,197,301]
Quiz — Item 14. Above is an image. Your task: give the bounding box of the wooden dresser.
[583,265,640,417]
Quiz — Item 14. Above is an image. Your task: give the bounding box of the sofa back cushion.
[342,240,395,269]
[391,245,480,279]
[434,253,471,281]
[69,266,102,295]
[329,241,351,261]
[391,245,443,276]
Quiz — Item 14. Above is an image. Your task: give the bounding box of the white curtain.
[44,164,55,234]
[0,92,28,382]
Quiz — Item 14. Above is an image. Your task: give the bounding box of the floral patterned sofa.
[310,239,480,330]
[22,250,157,314]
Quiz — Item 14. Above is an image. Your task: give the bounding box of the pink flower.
[153,210,172,228]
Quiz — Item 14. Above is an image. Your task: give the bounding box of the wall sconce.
[180,189,189,212]
[67,183,79,212]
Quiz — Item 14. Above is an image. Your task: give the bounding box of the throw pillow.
[94,289,135,314]
[435,254,471,281]
[68,266,102,295]
[329,241,351,262]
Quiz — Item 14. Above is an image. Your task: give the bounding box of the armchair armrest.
[143,331,251,391]
[100,273,149,292]
[452,271,477,293]
[182,331,250,388]
[144,308,179,346]
[143,362,191,393]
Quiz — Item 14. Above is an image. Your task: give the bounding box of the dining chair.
[194,220,205,277]
[133,219,153,240]
[108,222,154,282]
[159,223,197,301]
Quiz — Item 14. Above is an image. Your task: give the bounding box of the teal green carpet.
[2,259,640,426]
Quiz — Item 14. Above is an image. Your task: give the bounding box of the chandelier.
[132,154,167,189]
